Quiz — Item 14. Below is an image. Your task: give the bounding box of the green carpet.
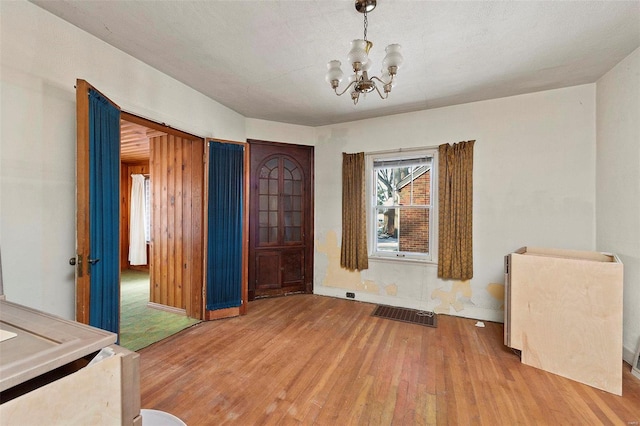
[119,270,200,352]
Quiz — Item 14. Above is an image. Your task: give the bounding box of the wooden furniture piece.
[0,300,141,425]
[504,246,623,395]
[248,140,314,300]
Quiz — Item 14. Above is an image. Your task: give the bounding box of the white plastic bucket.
[140,409,187,426]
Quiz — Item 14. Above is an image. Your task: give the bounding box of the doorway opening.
[119,118,201,350]
[76,80,223,339]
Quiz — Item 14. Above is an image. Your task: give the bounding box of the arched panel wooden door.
[248,140,314,300]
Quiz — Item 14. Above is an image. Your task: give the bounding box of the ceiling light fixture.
[325,0,403,105]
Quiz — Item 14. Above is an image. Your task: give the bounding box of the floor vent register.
[372,305,437,328]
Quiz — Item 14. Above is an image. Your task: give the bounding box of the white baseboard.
[626,342,640,381]
[623,345,635,365]
[313,286,504,323]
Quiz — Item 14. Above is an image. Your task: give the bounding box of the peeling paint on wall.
[385,284,398,296]
[431,281,472,314]
[316,230,396,295]
[486,283,505,309]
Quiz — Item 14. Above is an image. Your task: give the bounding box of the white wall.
[246,118,316,146]
[314,85,597,322]
[596,47,640,364]
[0,1,246,318]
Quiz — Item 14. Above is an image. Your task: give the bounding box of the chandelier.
[325,0,403,105]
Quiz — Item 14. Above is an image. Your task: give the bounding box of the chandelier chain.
[363,10,368,41]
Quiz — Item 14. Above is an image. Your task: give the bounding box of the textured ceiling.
[31,1,640,127]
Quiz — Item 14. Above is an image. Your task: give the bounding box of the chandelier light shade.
[326,0,403,105]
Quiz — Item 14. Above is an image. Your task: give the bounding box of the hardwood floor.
[139,295,640,425]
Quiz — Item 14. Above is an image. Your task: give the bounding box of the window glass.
[259,160,279,244]
[258,156,304,245]
[371,152,434,260]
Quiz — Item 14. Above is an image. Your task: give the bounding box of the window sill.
[368,255,437,266]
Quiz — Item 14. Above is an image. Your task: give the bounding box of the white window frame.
[366,148,437,262]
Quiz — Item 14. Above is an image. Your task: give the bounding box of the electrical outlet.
[346,292,355,299]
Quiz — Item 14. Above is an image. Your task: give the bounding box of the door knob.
[88,257,100,265]
[70,254,83,277]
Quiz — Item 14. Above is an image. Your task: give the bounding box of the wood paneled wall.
[120,162,150,271]
[149,135,204,319]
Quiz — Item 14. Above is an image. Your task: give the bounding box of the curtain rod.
[364,145,439,156]
[364,140,474,156]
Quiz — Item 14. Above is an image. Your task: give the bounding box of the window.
[369,150,435,260]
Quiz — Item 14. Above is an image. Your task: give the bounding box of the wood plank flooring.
[139,295,640,425]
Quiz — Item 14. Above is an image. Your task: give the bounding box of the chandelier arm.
[334,80,358,97]
[370,76,390,100]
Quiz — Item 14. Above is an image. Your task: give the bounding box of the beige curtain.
[129,174,147,265]
[438,140,475,280]
[341,152,368,271]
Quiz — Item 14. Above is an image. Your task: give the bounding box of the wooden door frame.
[76,84,207,322]
[76,79,90,323]
[121,112,200,141]
[202,139,250,320]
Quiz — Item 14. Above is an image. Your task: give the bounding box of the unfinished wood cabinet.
[504,247,623,395]
[0,300,141,424]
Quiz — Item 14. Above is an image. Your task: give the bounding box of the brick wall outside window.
[397,170,430,252]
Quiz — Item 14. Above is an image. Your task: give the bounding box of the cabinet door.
[255,251,281,290]
[281,249,304,289]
